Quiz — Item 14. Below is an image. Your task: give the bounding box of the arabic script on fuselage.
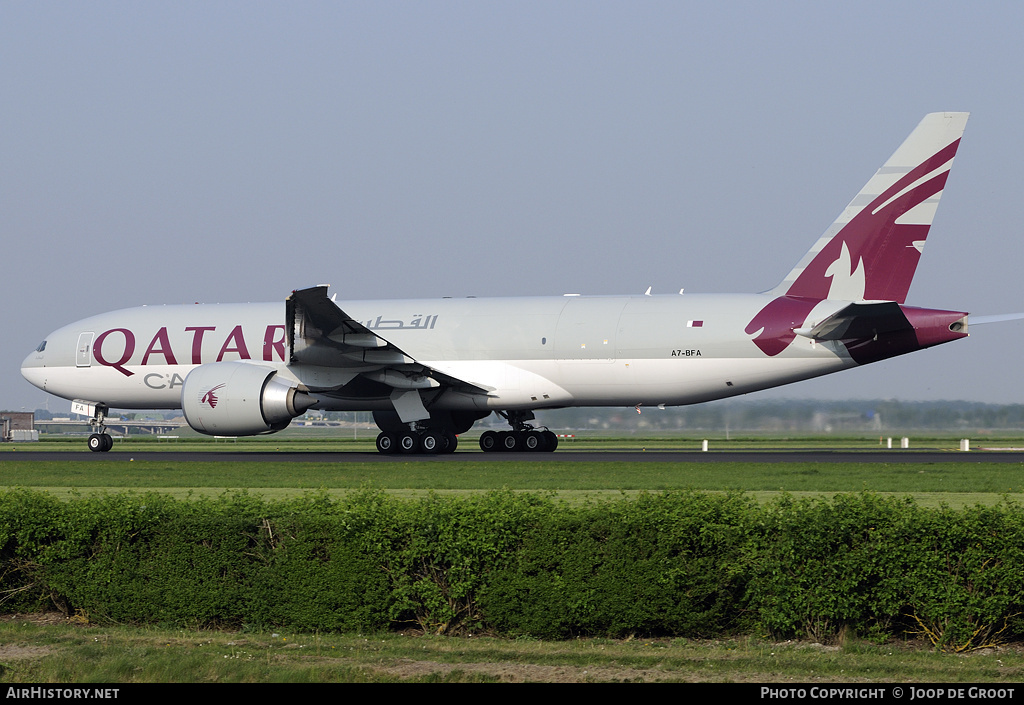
[363,315,438,330]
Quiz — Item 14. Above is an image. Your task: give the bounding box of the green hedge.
[745,494,1024,650]
[2,488,1023,650]
[478,491,754,638]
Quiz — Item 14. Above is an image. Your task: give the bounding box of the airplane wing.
[286,286,488,421]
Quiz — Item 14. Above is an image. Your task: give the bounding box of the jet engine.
[182,362,315,436]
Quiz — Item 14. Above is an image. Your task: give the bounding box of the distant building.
[1,411,37,442]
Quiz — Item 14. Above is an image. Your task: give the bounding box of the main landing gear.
[375,427,459,455]
[86,403,114,453]
[478,410,558,453]
[372,409,483,456]
[370,409,557,454]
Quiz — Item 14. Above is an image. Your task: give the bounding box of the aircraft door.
[76,332,94,368]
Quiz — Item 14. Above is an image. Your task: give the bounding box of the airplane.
[22,112,1006,454]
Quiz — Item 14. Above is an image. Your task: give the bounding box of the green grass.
[5,436,1024,509]
[2,458,1023,491]
[1,619,1021,683]
[2,457,1023,508]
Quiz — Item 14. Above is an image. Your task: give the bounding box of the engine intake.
[182,362,315,436]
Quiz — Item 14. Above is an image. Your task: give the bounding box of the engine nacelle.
[182,362,315,436]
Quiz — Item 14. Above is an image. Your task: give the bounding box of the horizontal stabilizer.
[795,302,911,341]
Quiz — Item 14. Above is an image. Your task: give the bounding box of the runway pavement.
[5,449,1024,463]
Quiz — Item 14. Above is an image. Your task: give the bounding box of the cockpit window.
[35,340,46,352]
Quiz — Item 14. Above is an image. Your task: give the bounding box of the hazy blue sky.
[5,1,1024,413]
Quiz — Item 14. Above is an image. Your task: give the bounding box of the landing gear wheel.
[420,431,442,455]
[501,431,520,452]
[376,432,398,454]
[542,430,558,452]
[441,431,458,453]
[88,433,113,453]
[398,432,419,454]
[524,430,546,452]
[479,431,498,452]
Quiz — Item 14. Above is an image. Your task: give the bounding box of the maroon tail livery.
[748,113,969,359]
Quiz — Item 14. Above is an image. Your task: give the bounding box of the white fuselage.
[21,293,857,413]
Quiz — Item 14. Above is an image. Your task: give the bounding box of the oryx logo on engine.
[200,384,226,409]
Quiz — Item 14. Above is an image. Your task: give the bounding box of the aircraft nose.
[21,348,47,391]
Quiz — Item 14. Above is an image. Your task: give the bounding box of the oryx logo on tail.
[747,112,968,356]
[824,242,866,301]
[771,112,966,305]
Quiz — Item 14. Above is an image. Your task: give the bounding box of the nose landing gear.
[88,432,113,452]
[84,403,113,452]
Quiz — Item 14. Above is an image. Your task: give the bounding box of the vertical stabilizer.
[771,112,968,303]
